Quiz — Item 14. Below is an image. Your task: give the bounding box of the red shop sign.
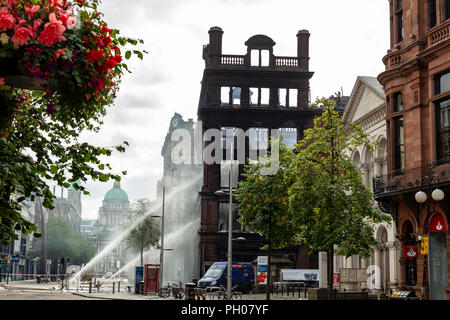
[404,245,418,259]
[333,273,340,283]
[429,214,448,233]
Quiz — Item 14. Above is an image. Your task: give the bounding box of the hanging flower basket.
[0,57,47,89]
[0,0,145,124]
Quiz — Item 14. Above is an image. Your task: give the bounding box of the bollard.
[118,281,120,292]
[89,281,92,293]
[185,283,196,300]
[113,282,115,294]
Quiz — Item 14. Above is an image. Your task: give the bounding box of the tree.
[235,97,391,290]
[235,141,298,250]
[124,199,160,266]
[286,98,391,288]
[44,214,96,265]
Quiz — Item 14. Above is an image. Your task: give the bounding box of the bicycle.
[158,282,185,299]
[212,285,242,300]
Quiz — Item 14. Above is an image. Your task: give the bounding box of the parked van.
[197,262,255,293]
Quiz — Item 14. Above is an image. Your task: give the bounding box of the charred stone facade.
[197,27,322,275]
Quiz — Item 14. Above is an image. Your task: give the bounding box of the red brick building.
[376,0,450,299]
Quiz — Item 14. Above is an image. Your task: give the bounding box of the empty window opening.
[221,86,241,105]
[232,87,241,105]
[278,88,298,107]
[279,128,297,149]
[221,87,230,105]
[261,50,270,66]
[220,161,240,189]
[289,89,298,107]
[251,50,259,67]
[250,49,270,67]
[248,128,268,161]
[249,88,270,106]
[279,89,287,107]
[218,203,239,231]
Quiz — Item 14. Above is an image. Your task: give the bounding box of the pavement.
[0,280,306,300]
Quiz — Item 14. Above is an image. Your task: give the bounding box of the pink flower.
[54,49,65,59]
[24,5,40,18]
[66,16,76,29]
[37,13,66,46]
[0,7,16,31]
[31,19,42,38]
[11,25,32,46]
[0,77,5,85]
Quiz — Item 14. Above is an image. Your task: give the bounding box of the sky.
[76,0,390,220]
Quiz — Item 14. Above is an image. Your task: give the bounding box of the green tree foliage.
[236,98,391,287]
[0,86,128,246]
[235,141,298,250]
[45,214,95,265]
[287,98,391,258]
[124,199,160,266]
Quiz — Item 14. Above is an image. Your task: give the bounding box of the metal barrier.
[273,282,308,299]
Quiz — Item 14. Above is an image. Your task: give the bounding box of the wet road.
[0,288,102,300]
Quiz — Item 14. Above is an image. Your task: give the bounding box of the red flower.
[92,78,105,90]
[98,35,112,47]
[86,49,104,63]
[101,24,113,34]
[113,54,122,63]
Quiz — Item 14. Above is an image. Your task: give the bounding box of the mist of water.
[111,219,199,282]
[71,176,202,282]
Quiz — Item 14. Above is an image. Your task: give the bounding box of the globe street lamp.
[415,173,444,300]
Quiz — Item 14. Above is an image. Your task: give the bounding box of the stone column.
[374,248,382,290]
[375,159,383,175]
[361,164,370,188]
[390,241,400,287]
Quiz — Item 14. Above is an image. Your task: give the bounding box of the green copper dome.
[104,182,129,202]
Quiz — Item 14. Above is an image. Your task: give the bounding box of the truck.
[279,269,319,287]
[197,262,255,293]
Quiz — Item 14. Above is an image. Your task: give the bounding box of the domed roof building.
[94,181,130,274]
[104,182,129,202]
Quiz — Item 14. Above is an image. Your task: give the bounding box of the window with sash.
[435,71,450,161]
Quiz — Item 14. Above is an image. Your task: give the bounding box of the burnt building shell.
[197,27,322,276]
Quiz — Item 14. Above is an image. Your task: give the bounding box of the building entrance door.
[429,232,447,300]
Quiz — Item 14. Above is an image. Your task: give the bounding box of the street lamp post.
[214,128,237,300]
[415,173,444,300]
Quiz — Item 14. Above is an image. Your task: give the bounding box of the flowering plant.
[0,0,145,127]
[0,0,144,244]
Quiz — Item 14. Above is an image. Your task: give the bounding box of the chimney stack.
[208,26,224,66]
[297,30,310,71]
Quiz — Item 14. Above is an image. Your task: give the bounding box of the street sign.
[404,245,418,259]
[429,214,447,233]
[420,235,429,255]
[257,256,268,284]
